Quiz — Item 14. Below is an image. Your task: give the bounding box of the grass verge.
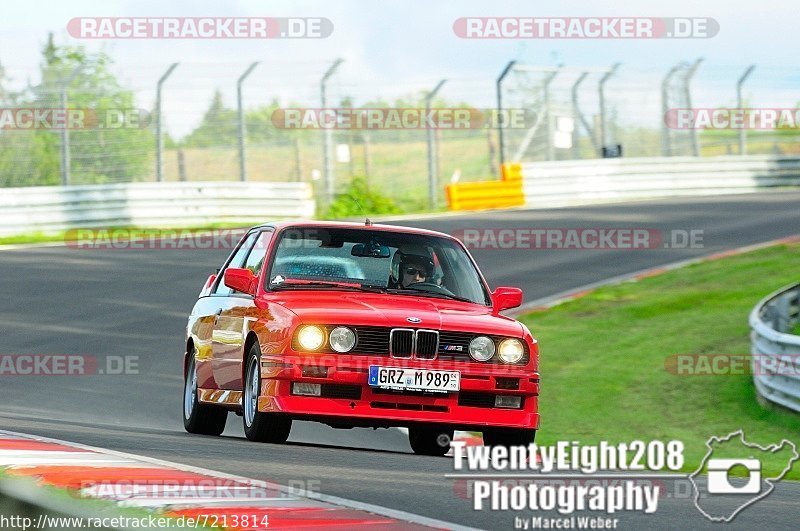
[0,223,251,246]
[518,242,800,479]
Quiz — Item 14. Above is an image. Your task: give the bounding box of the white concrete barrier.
[519,155,800,208]
[0,181,316,236]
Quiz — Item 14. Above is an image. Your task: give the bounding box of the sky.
[1,0,797,137]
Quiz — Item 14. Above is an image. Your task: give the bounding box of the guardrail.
[445,155,800,211]
[518,155,800,208]
[749,282,800,413]
[0,181,316,236]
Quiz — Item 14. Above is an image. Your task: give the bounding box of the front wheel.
[183,353,227,435]
[482,428,536,447]
[408,426,454,456]
[243,344,292,443]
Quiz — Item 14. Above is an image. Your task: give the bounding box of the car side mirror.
[492,287,523,312]
[224,268,257,295]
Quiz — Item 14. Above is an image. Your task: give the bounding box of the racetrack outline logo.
[689,430,798,522]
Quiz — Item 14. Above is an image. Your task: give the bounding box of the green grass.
[0,223,253,246]
[159,135,497,211]
[518,243,800,479]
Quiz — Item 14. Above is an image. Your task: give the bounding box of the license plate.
[368,366,460,393]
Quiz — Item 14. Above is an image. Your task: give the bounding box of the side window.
[242,230,274,279]
[214,232,259,296]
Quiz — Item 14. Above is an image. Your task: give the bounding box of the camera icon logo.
[707,458,761,494]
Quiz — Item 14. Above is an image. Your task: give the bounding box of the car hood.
[274,291,523,337]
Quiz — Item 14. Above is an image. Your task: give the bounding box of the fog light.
[494,395,522,409]
[292,383,322,396]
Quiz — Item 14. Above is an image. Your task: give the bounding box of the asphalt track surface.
[1,191,800,529]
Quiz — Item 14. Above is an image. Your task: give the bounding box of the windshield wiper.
[271,280,387,293]
[387,288,476,304]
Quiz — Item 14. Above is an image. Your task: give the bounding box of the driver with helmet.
[389,247,437,289]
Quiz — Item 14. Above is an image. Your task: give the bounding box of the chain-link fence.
[2,57,799,210]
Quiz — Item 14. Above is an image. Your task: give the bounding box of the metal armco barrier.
[0,181,316,236]
[749,282,800,413]
[518,155,800,208]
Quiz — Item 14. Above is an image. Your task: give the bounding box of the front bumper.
[257,353,539,430]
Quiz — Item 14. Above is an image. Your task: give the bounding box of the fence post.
[425,79,447,209]
[496,60,517,166]
[598,62,620,154]
[155,63,179,182]
[294,138,303,182]
[59,66,82,186]
[571,72,589,159]
[737,65,756,155]
[320,58,344,205]
[237,62,259,182]
[363,132,372,180]
[543,68,560,161]
[685,57,704,157]
[661,63,681,156]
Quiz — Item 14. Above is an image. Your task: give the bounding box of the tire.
[243,344,292,443]
[408,426,454,456]
[183,352,227,435]
[482,428,536,447]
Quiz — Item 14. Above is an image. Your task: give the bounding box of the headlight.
[498,339,525,363]
[329,326,356,353]
[297,325,325,351]
[469,336,495,361]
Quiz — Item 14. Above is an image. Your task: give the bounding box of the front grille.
[353,326,390,355]
[416,330,439,359]
[291,325,526,363]
[390,329,414,358]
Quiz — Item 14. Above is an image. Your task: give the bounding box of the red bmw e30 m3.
[183,220,540,455]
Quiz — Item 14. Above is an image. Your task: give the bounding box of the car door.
[211,229,273,390]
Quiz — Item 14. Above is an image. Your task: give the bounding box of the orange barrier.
[445,163,524,211]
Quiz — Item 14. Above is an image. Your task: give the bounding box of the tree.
[0,33,154,187]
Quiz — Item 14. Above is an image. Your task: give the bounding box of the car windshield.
[266,227,491,305]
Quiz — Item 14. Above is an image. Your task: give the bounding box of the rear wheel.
[183,353,227,435]
[243,344,292,443]
[408,426,454,456]
[482,428,536,447]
